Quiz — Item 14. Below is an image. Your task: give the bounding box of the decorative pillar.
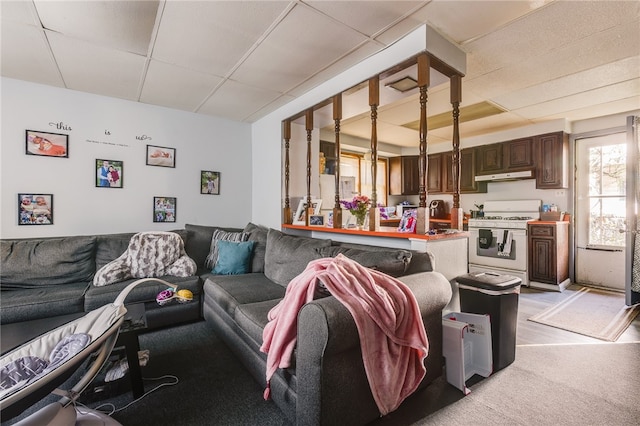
[416,53,430,234]
[450,75,464,231]
[305,109,314,226]
[368,76,380,231]
[332,94,343,228]
[283,120,292,224]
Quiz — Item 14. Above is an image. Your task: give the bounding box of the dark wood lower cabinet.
[528,222,570,291]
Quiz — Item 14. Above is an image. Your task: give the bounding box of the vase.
[354,214,366,230]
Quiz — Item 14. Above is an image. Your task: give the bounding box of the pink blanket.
[260,254,429,415]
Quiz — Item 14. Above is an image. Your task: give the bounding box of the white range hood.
[474,170,534,182]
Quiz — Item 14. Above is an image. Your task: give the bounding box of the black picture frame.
[200,171,220,195]
[18,193,53,225]
[25,130,68,158]
[309,215,325,226]
[96,159,123,188]
[153,196,177,223]
[146,145,175,168]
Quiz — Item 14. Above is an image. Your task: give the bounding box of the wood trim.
[282,120,292,224]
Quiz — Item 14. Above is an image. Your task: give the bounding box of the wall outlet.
[555,190,565,197]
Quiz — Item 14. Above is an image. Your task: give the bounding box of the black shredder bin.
[456,272,522,372]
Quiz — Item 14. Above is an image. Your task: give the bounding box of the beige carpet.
[528,286,640,341]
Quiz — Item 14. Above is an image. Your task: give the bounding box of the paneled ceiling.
[2,1,639,146]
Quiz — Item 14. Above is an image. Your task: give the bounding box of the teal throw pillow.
[212,240,255,275]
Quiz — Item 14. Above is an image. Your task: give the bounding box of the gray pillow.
[264,229,330,287]
[243,222,268,273]
[315,246,412,277]
[205,230,249,270]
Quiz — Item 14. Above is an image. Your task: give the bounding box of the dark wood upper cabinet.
[478,143,503,174]
[443,148,487,194]
[535,132,568,189]
[504,137,535,170]
[389,155,420,195]
[427,153,442,193]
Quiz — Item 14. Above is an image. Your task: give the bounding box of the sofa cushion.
[315,246,412,277]
[0,283,87,323]
[243,222,268,273]
[212,240,255,275]
[95,232,136,271]
[203,274,285,317]
[264,229,330,287]
[184,224,243,272]
[234,299,280,349]
[84,275,200,312]
[1,236,96,289]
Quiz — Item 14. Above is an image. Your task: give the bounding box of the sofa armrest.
[294,270,452,425]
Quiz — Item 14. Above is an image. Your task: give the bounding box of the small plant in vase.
[340,195,371,229]
[474,203,485,218]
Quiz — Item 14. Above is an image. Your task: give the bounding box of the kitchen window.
[339,152,388,206]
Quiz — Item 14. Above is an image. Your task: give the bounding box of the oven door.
[468,228,527,271]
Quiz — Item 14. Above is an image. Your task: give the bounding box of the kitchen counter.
[281,224,469,241]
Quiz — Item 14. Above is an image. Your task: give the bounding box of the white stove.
[467,200,541,286]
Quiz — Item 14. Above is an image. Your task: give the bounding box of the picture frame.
[25,130,68,158]
[397,208,417,233]
[293,199,322,225]
[153,196,177,223]
[96,159,123,188]
[146,145,175,168]
[18,193,53,225]
[200,171,220,195]
[309,214,325,227]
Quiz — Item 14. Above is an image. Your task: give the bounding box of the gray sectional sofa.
[202,225,453,426]
[1,223,452,425]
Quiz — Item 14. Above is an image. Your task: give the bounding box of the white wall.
[1,78,252,238]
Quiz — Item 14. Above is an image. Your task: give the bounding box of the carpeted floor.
[4,320,639,426]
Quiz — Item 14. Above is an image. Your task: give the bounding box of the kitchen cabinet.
[535,132,568,189]
[427,153,442,193]
[504,137,535,170]
[389,155,419,195]
[478,143,503,174]
[528,222,570,290]
[443,148,487,194]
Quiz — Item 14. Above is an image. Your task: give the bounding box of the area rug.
[528,286,640,341]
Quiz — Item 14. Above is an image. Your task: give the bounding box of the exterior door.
[575,131,627,290]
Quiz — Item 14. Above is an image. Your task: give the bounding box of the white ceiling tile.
[34,0,159,55]
[152,1,291,77]
[198,79,286,122]
[0,0,40,26]
[140,60,223,112]
[47,31,146,100]
[231,4,369,93]
[535,97,640,123]
[305,1,425,37]
[513,79,640,119]
[493,56,640,110]
[0,21,63,86]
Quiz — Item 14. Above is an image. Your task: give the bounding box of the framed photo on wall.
[96,159,123,188]
[146,145,175,168]
[293,199,322,225]
[200,171,220,195]
[153,196,177,223]
[25,130,68,158]
[18,193,53,225]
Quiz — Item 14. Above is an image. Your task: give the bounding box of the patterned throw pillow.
[205,230,249,269]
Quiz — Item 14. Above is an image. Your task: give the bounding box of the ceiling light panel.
[152,1,290,77]
[33,0,159,55]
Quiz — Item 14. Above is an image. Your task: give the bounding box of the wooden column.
[305,109,314,225]
[332,94,343,228]
[368,76,380,231]
[283,120,292,224]
[416,53,430,234]
[450,75,464,230]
